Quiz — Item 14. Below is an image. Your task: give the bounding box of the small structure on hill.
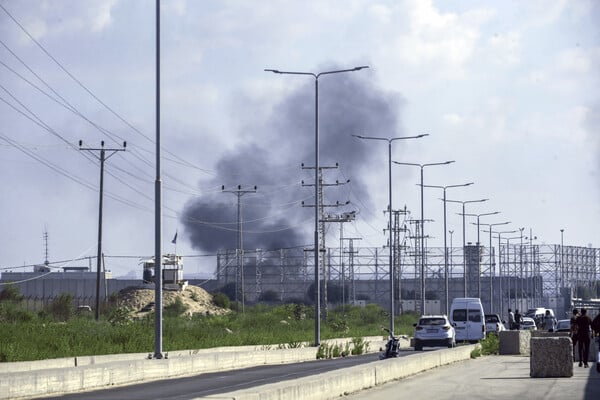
[141,254,187,291]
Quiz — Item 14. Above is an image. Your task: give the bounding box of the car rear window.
[485,315,499,323]
[419,318,446,326]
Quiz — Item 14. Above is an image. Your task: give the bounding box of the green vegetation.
[470,335,499,358]
[480,334,499,355]
[0,287,418,362]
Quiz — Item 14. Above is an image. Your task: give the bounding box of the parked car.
[413,315,456,351]
[485,314,506,334]
[520,316,537,331]
[555,319,571,333]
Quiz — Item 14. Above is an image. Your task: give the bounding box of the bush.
[480,334,499,355]
[212,292,230,309]
[47,293,74,321]
[0,283,23,302]
[164,297,189,316]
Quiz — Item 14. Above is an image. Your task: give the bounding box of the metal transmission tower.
[79,140,126,321]
[302,163,349,320]
[323,211,356,314]
[222,184,257,313]
[389,208,409,314]
[43,228,50,267]
[342,237,362,304]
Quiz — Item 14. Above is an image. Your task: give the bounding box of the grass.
[0,302,418,362]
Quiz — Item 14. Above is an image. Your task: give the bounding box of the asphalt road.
[38,349,420,400]
[343,355,600,400]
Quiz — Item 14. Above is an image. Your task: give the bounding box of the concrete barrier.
[499,330,531,355]
[0,336,390,399]
[197,344,478,400]
[530,337,573,378]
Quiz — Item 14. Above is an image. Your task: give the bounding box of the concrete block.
[499,330,531,355]
[530,337,573,378]
[531,331,570,338]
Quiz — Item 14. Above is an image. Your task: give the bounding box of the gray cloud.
[181,71,404,253]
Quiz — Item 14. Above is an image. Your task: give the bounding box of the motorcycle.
[379,328,400,359]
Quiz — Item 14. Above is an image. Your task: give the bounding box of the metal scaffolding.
[215,243,599,319]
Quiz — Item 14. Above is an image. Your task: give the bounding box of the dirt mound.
[117,285,229,317]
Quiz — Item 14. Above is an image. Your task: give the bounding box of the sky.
[0,0,598,279]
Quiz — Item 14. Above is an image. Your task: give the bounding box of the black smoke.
[182,70,405,253]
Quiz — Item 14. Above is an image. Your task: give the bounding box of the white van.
[450,297,485,342]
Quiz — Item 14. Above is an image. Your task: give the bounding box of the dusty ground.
[117,285,229,318]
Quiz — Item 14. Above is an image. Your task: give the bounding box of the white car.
[520,316,537,331]
[413,315,456,350]
[485,314,506,334]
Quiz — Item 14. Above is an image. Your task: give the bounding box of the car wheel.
[447,339,455,348]
[414,340,423,351]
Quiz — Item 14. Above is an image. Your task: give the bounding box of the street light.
[560,228,565,295]
[519,227,525,310]
[478,221,511,313]
[463,211,500,299]
[483,229,518,315]
[393,160,455,315]
[353,134,428,335]
[449,230,454,279]
[524,229,537,309]
[422,182,473,315]
[506,235,522,311]
[265,65,369,346]
[445,198,488,297]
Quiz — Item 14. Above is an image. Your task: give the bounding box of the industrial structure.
[216,242,599,319]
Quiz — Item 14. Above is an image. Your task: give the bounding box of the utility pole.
[323,211,356,314]
[342,237,361,304]
[387,207,409,315]
[302,163,348,320]
[222,184,257,314]
[79,140,126,321]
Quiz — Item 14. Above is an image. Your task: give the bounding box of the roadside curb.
[197,344,478,400]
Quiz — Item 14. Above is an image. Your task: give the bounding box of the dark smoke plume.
[182,71,405,253]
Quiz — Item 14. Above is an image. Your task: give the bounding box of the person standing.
[508,308,515,330]
[543,309,557,332]
[514,309,522,331]
[592,309,600,373]
[575,308,592,368]
[570,308,580,359]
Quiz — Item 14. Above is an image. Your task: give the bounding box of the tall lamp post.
[484,229,518,315]
[463,211,500,299]
[478,222,511,313]
[519,227,525,310]
[393,160,455,315]
[524,230,537,309]
[506,235,522,311]
[422,182,473,315]
[446,198,488,297]
[352,134,427,335]
[265,65,369,346]
[560,229,565,294]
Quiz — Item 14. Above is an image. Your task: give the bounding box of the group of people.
[507,307,600,368]
[570,308,600,368]
[507,308,522,330]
